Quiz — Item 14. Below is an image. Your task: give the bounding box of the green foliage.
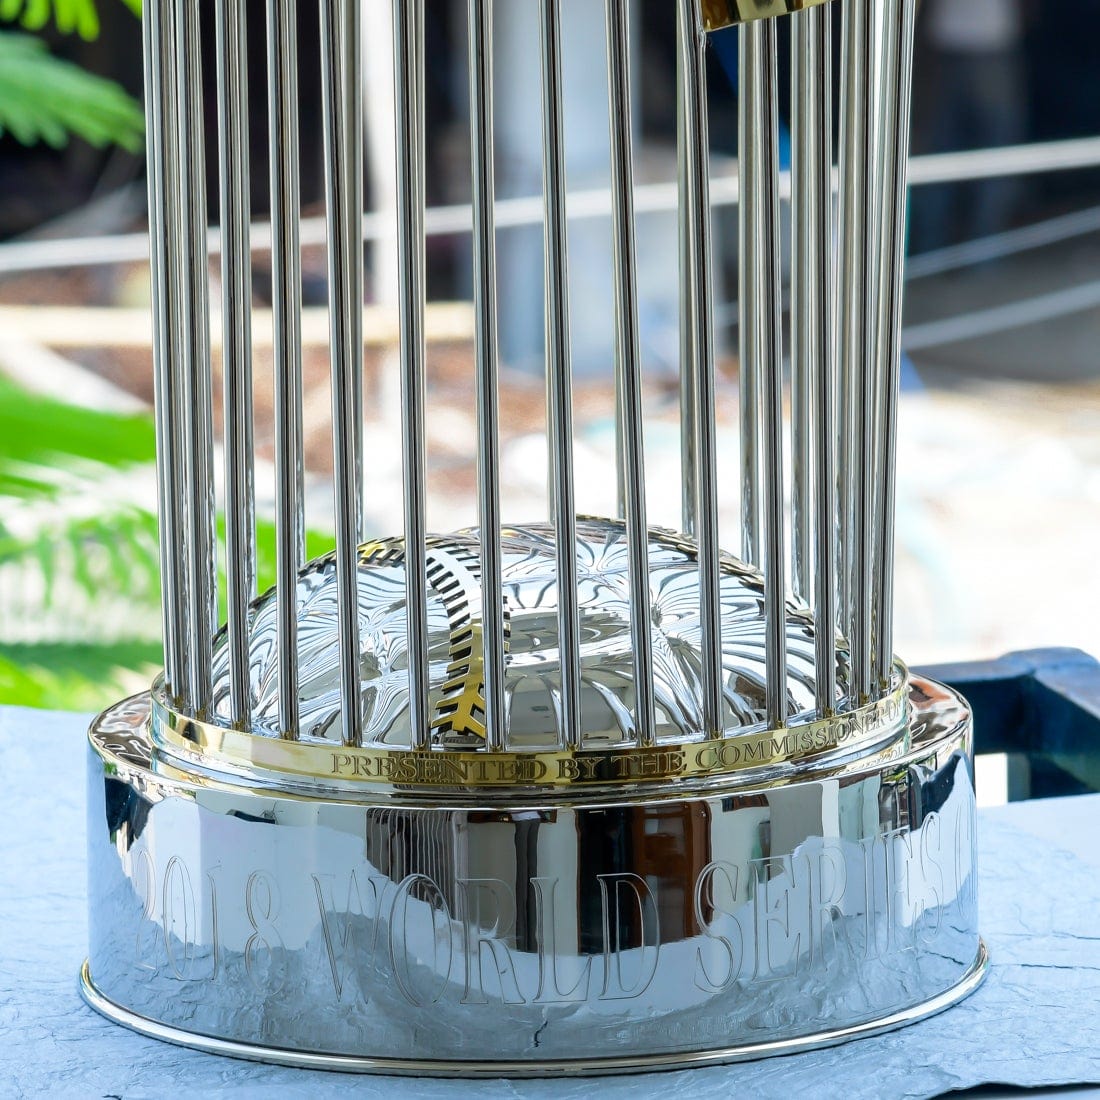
[0,33,144,150]
[0,376,334,712]
[0,0,140,41]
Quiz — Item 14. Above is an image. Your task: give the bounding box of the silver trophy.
[83,0,987,1075]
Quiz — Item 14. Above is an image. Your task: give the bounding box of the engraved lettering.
[809,844,848,967]
[598,873,660,1001]
[312,869,386,1002]
[244,870,287,994]
[693,861,744,992]
[557,758,580,781]
[531,876,592,1003]
[889,828,919,954]
[750,855,805,980]
[458,879,525,1005]
[918,812,944,942]
[132,847,159,974]
[579,756,603,781]
[389,874,453,1007]
[162,854,196,980]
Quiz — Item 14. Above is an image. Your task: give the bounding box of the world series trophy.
[82,0,988,1075]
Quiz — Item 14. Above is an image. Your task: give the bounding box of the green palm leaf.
[0,0,140,41]
[0,33,144,150]
[0,376,335,711]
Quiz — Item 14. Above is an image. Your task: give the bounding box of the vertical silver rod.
[143,0,184,702]
[793,5,837,715]
[266,0,306,738]
[852,0,878,702]
[676,0,697,538]
[837,0,876,701]
[874,0,917,693]
[539,0,583,750]
[742,19,787,729]
[605,0,656,748]
[790,14,812,608]
[737,29,761,569]
[215,0,256,728]
[177,0,216,718]
[394,0,431,751]
[346,0,365,543]
[321,0,364,747]
[835,0,856,648]
[468,0,507,751]
[678,0,723,737]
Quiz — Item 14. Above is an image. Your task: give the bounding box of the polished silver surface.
[539,0,582,750]
[112,0,962,1076]
[677,0,723,737]
[141,0,183,702]
[840,0,878,703]
[81,946,989,1077]
[177,0,216,718]
[737,24,762,571]
[394,0,431,752]
[791,3,837,716]
[204,520,837,749]
[215,0,256,729]
[320,0,364,748]
[873,0,917,694]
[85,676,984,1072]
[468,0,506,754]
[265,0,305,738]
[740,18,788,730]
[605,0,656,749]
[676,0,698,540]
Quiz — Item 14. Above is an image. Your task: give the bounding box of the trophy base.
[83,677,986,1076]
[81,945,988,1076]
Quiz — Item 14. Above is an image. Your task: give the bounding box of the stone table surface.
[2,705,1100,1100]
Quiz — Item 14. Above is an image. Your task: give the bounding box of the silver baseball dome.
[208,518,845,749]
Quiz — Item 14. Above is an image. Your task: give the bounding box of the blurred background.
[0,0,1097,713]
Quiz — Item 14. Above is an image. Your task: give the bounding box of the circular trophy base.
[80,946,988,1077]
[83,677,985,1076]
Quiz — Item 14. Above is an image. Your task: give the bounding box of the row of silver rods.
[467,0,506,751]
[679,0,723,737]
[142,0,183,702]
[677,0,697,538]
[176,0,217,718]
[320,0,364,747]
[215,0,256,728]
[737,27,762,570]
[792,4,837,716]
[741,18,788,729]
[266,0,306,739]
[394,0,431,751]
[539,0,582,750]
[605,0,656,748]
[837,0,877,702]
[874,0,918,694]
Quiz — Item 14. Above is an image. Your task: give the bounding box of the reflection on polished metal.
[86,677,985,1073]
[87,0,984,1075]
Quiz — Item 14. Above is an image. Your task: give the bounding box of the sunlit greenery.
[0,377,334,711]
[0,0,142,151]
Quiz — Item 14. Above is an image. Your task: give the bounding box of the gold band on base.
[150,670,909,792]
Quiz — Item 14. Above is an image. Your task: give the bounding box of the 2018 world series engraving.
[121,800,973,1011]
